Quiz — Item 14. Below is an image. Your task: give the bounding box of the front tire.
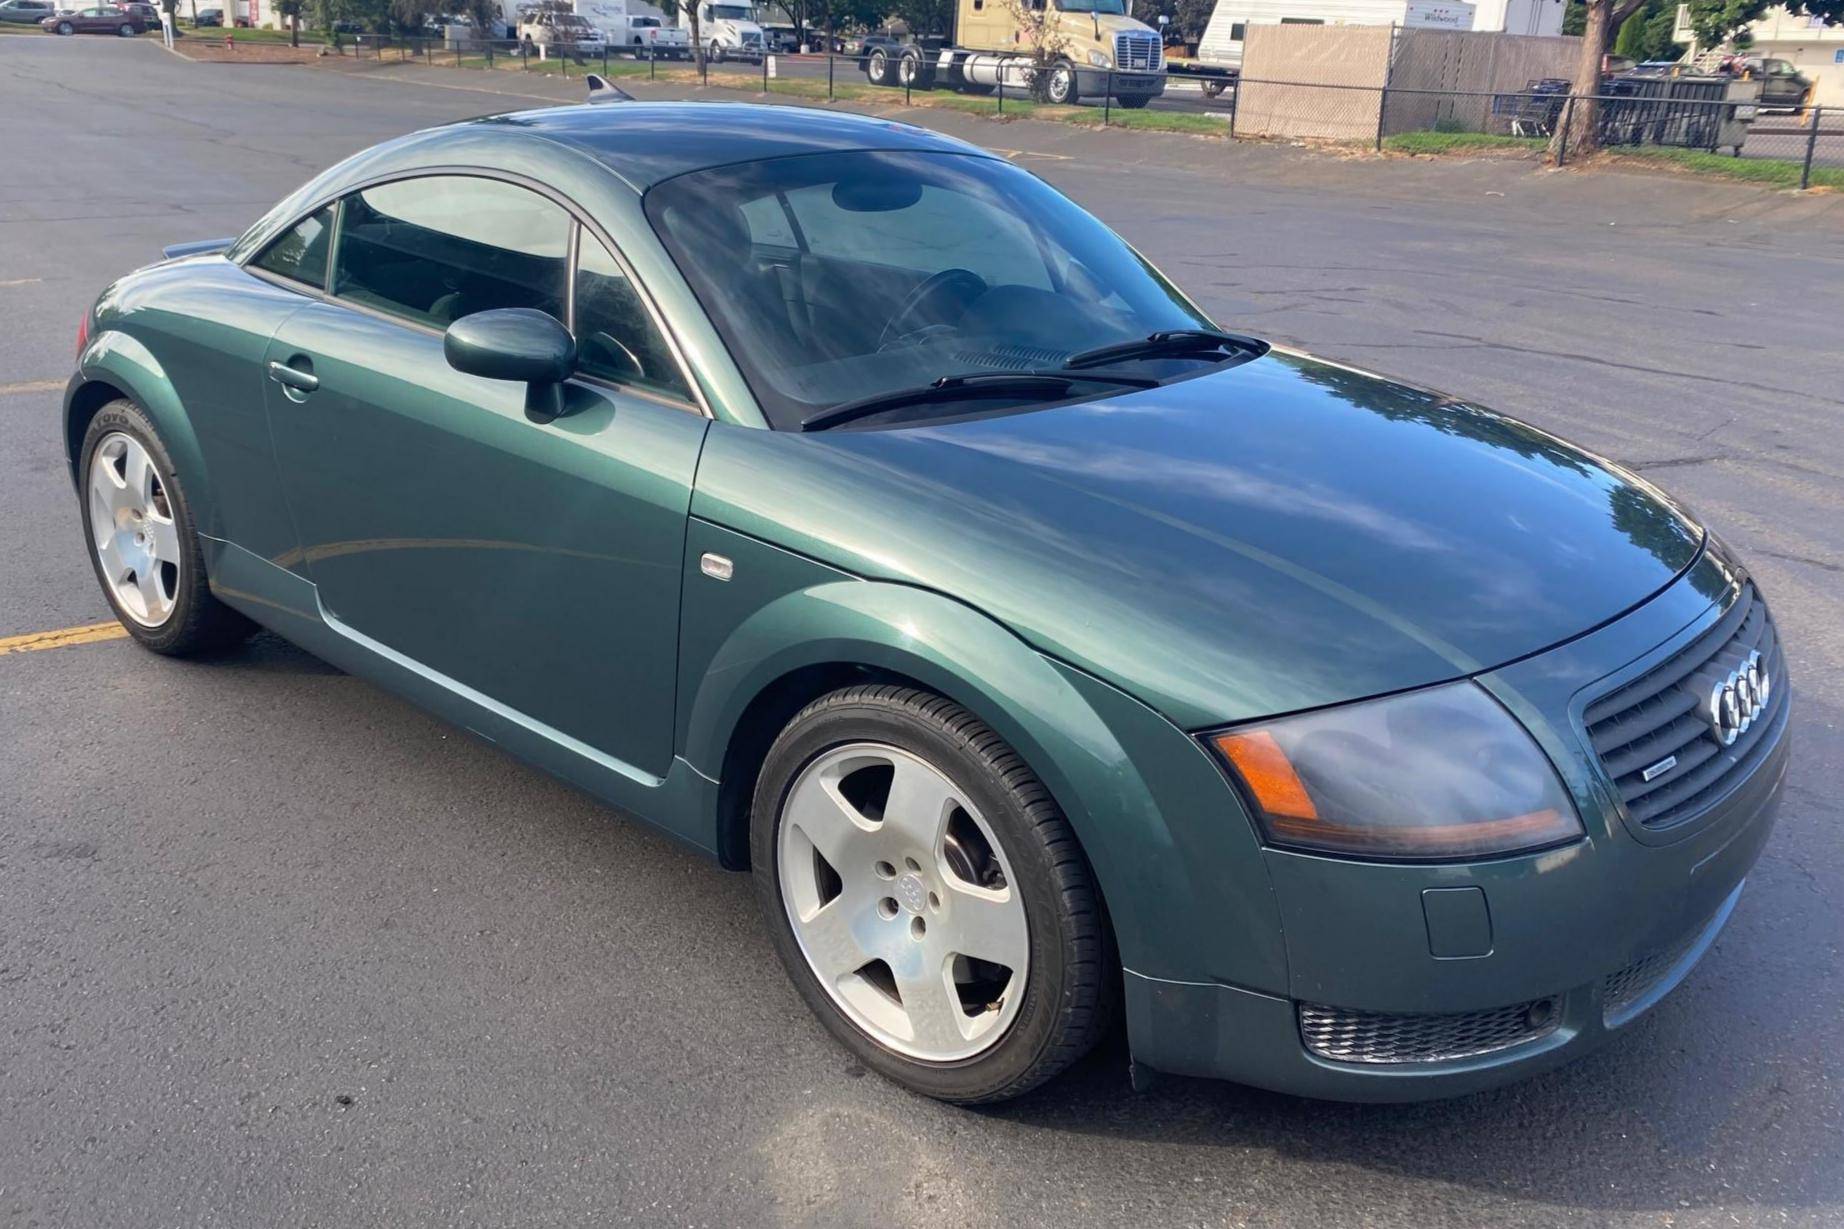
[1046,61,1077,105]
[55,19,73,33]
[752,685,1115,1104]
[118,21,134,34]
[78,398,253,656]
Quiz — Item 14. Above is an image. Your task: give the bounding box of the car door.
[261,174,709,781]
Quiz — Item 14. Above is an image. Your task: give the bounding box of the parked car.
[116,1,164,27]
[518,9,605,57]
[0,0,56,24]
[623,14,688,58]
[191,6,221,24]
[42,4,142,33]
[64,100,1789,1106]
[853,30,902,67]
[1740,55,1813,109]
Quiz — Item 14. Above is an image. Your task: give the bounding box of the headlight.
[1209,682,1582,860]
[1087,49,1110,68]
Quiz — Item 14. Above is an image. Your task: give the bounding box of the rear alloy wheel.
[753,685,1115,1103]
[79,399,253,655]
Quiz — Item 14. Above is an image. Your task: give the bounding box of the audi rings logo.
[1704,650,1771,747]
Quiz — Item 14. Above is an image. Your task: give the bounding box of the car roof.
[462,102,991,190]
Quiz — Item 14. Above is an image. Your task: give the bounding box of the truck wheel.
[865,47,891,86]
[897,51,924,89]
[1046,61,1077,105]
[709,40,724,62]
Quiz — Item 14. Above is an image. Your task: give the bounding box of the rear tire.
[78,398,255,656]
[865,46,890,86]
[751,685,1116,1104]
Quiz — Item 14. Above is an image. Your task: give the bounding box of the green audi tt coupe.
[64,101,1789,1105]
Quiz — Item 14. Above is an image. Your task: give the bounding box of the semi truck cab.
[682,0,765,61]
[864,0,1166,108]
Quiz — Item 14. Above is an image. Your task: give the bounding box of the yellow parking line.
[0,379,65,397]
[0,621,130,656]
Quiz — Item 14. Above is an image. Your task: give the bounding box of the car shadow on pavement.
[977,975,1842,1218]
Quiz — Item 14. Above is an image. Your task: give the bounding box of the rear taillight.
[75,309,90,361]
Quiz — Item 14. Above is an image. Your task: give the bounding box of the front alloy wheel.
[778,743,1029,1061]
[78,398,253,655]
[88,431,180,627]
[753,685,1115,1103]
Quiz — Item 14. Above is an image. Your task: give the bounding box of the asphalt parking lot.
[4,35,1844,1229]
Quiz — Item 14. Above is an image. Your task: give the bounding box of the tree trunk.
[290,13,298,45]
[690,6,703,70]
[1550,0,1610,162]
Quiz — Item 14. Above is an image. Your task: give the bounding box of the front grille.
[1114,30,1162,71]
[1583,583,1786,829]
[1299,998,1559,1065]
[1603,926,1702,1021]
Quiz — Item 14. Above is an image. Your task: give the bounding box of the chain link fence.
[337,36,1841,189]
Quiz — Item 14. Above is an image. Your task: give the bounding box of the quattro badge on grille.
[1700,649,1771,747]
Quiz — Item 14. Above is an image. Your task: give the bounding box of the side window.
[331,176,569,328]
[574,234,693,402]
[250,205,334,289]
[738,194,799,249]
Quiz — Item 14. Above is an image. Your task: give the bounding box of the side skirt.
[202,535,722,858]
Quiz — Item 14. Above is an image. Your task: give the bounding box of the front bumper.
[1123,551,1789,1101]
[1074,67,1165,98]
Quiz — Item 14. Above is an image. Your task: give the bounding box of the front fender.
[677,519,1288,989]
[66,329,218,535]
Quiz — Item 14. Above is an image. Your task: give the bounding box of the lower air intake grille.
[1583,582,1786,830]
[1603,928,1703,1020]
[1299,998,1559,1065]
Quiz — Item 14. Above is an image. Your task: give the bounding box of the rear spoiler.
[162,237,236,260]
[585,74,633,103]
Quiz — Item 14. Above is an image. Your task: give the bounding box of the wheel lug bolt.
[903,856,921,873]
[877,897,899,919]
[874,860,895,879]
[910,917,926,940]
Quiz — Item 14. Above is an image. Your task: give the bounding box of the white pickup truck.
[620,13,689,57]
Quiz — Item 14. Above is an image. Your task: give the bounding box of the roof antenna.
[585,74,633,104]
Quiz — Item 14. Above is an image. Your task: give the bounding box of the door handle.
[267,360,319,394]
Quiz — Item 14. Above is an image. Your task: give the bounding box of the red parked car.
[42,4,144,33]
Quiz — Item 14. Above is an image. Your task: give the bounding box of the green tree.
[888,0,948,36]
[1612,0,1682,62]
[1552,0,1844,162]
[1129,0,1212,45]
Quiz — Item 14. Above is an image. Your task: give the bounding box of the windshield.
[646,151,1213,430]
[1059,0,1128,13]
[708,4,752,17]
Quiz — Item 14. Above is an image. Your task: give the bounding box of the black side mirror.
[444,308,577,421]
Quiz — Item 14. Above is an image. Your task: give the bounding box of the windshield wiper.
[801,369,1156,432]
[1063,329,1266,371]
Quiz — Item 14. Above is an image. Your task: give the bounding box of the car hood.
[692,351,1703,729]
